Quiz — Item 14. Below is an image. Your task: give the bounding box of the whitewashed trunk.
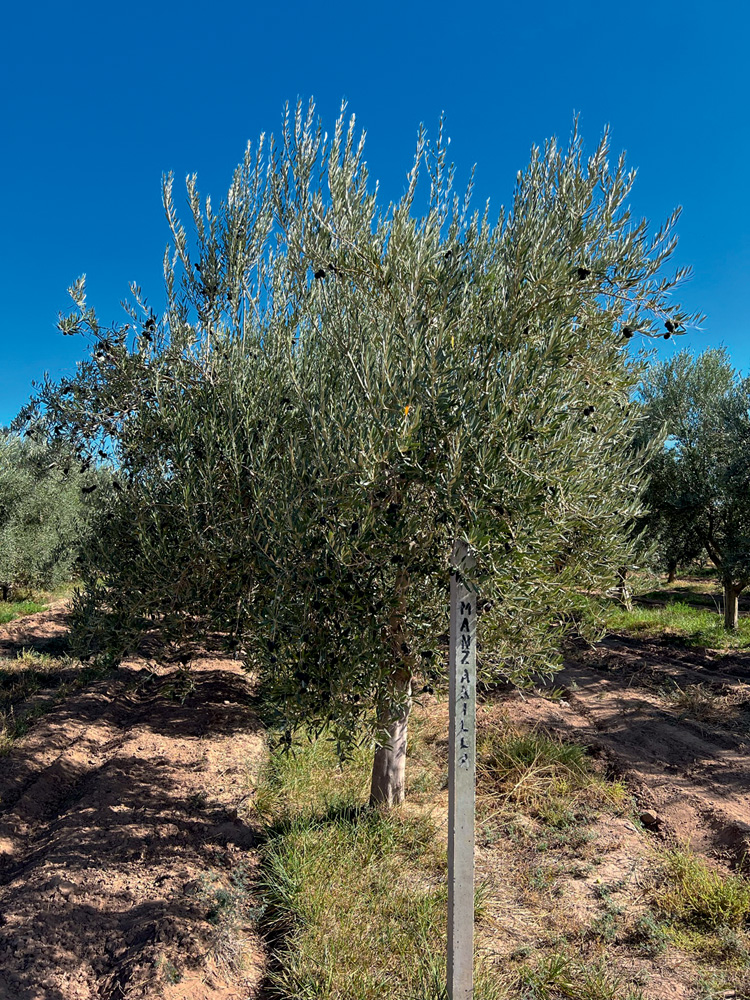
[370,669,412,807]
[615,566,632,612]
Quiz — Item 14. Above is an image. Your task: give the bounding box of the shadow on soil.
[0,664,264,1000]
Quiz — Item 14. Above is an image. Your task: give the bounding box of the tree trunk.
[723,580,740,631]
[615,566,632,612]
[1,584,8,602]
[667,561,677,584]
[370,567,413,808]
[370,667,412,807]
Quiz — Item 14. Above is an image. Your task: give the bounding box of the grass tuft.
[477,721,627,825]
[653,850,750,931]
[514,952,644,1000]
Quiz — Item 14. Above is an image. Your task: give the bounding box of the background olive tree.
[28,102,700,805]
[0,431,94,599]
[641,347,750,629]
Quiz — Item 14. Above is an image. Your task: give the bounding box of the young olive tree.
[641,348,750,629]
[30,102,699,805]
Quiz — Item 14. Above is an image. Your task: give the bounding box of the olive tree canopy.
[0,432,93,598]
[26,102,700,803]
[641,348,750,629]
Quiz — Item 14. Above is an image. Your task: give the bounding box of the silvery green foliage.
[641,348,750,594]
[0,432,93,596]
[32,101,699,748]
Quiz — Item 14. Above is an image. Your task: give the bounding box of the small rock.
[223,700,231,705]
[640,810,660,828]
[57,880,77,899]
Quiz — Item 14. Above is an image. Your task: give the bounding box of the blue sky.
[1,0,747,425]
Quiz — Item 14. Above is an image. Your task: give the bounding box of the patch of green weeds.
[158,956,182,984]
[602,600,750,651]
[0,599,46,624]
[197,861,264,927]
[514,952,644,999]
[646,849,750,965]
[163,665,197,703]
[626,911,670,956]
[653,850,750,930]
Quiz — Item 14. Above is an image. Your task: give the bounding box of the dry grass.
[234,693,750,999]
[663,681,750,726]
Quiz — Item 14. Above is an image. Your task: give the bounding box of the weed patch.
[653,850,750,931]
[0,599,46,624]
[0,649,113,753]
[602,600,750,651]
[253,731,503,999]
[477,721,628,828]
[514,951,643,999]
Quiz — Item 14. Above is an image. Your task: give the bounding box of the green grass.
[252,732,503,1000]
[601,600,750,650]
[653,850,750,931]
[476,720,629,827]
[0,580,76,625]
[0,648,113,753]
[0,598,46,624]
[514,952,644,1000]
[647,849,750,966]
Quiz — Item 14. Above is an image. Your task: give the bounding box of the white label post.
[448,539,476,1000]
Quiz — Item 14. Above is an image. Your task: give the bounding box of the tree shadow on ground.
[0,746,262,998]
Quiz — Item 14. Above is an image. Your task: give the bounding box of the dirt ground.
[514,633,750,869]
[0,607,266,1000]
[1,601,749,999]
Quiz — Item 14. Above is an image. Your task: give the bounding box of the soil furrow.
[0,608,266,1000]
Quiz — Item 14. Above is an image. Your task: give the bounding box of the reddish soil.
[0,607,266,1000]
[511,635,750,868]
[2,600,750,999]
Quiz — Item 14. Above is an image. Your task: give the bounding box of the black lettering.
[460,617,470,632]
[460,601,472,616]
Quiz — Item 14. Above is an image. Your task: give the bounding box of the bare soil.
[514,635,750,869]
[0,606,266,1000]
[2,599,749,999]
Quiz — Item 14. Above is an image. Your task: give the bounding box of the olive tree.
[641,348,750,629]
[0,432,93,598]
[29,102,699,805]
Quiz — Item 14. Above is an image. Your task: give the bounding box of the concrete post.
[447,539,476,1000]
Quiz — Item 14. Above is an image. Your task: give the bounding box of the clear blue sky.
[2,0,747,425]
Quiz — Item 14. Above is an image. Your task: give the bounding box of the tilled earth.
[513,633,750,868]
[2,601,750,999]
[0,608,265,1000]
